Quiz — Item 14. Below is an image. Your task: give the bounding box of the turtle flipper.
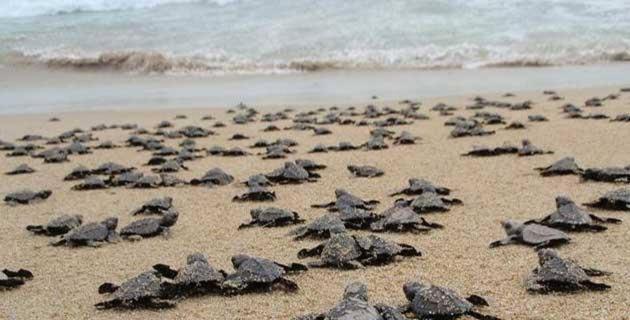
[2,268,33,279]
[153,264,178,279]
[589,214,622,224]
[94,299,120,309]
[466,295,489,306]
[580,280,611,291]
[488,236,517,248]
[397,244,422,257]
[581,267,612,277]
[297,244,324,259]
[237,221,255,229]
[280,263,308,273]
[26,225,46,234]
[467,310,502,320]
[420,218,444,229]
[311,202,334,209]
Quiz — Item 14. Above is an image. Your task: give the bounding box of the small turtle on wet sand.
[395,192,462,213]
[1,268,34,289]
[71,176,109,191]
[401,282,500,320]
[535,157,583,176]
[27,214,83,236]
[132,197,175,215]
[63,165,91,181]
[4,189,52,205]
[518,139,553,156]
[312,189,379,212]
[233,185,277,202]
[293,282,406,320]
[390,178,451,196]
[52,217,119,247]
[581,166,630,183]
[152,253,226,297]
[528,196,621,232]
[298,233,421,269]
[489,220,570,249]
[222,255,307,294]
[239,207,304,229]
[526,249,611,293]
[266,162,319,184]
[347,165,384,178]
[5,164,35,175]
[190,168,234,187]
[290,213,347,240]
[95,271,175,309]
[584,188,630,211]
[120,210,179,240]
[371,205,443,233]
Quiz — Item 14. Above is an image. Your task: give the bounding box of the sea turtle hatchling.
[71,176,109,191]
[242,174,273,187]
[389,178,451,196]
[518,139,553,156]
[535,157,583,176]
[297,233,421,269]
[347,165,384,178]
[370,205,443,233]
[190,168,234,187]
[401,282,500,320]
[525,249,611,293]
[120,210,179,240]
[581,166,630,183]
[221,255,307,294]
[489,220,570,249]
[52,217,119,247]
[152,253,226,298]
[63,165,92,181]
[289,213,347,240]
[266,162,318,184]
[394,131,419,144]
[95,271,175,309]
[1,268,34,289]
[584,188,630,211]
[5,164,35,175]
[232,185,277,202]
[395,192,463,213]
[312,189,380,212]
[92,162,135,176]
[462,143,518,157]
[26,214,83,236]
[528,196,621,232]
[239,207,304,229]
[4,189,52,205]
[132,197,174,215]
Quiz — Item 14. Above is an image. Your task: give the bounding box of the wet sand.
[1,86,629,320]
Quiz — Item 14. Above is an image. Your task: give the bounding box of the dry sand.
[1,86,629,320]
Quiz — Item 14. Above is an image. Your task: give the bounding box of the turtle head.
[347,165,357,171]
[500,220,523,236]
[403,282,427,301]
[161,210,179,227]
[521,139,531,146]
[343,282,369,301]
[250,208,263,220]
[334,189,349,197]
[537,248,560,265]
[187,252,208,265]
[231,254,251,268]
[554,196,574,208]
[102,217,118,230]
[73,215,84,224]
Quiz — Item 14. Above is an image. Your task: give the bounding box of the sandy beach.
[1,85,629,320]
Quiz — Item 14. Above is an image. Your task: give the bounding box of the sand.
[1,86,629,320]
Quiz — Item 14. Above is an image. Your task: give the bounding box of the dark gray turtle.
[66,141,91,155]
[294,282,406,320]
[4,189,52,205]
[52,217,119,247]
[5,163,35,175]
[390,178,451,196]
[402,282,500,320]
[450,122,495,138]
[155,120,173,129]
[71,176,109,191]
[581,166,630,183]
[462,143,518,157]
[529,196,621,232]
[129,175,162,189]
[19,134,45,141]
[132,197,174,215]
[92,162,135,175]
[120,210,179,240]
[151,160,188,173]
[1,268,34,289]
[108,171,144,187]
[535,157,583,176]
[611,113,630,122]
[190,168,234,187]
[370,205,443,233]
[313,127,332,135]
[178,126,213,138]
[64,165,91,181]
[261,145,292,159]
[239,207,304,229]
[347,165,384,178]
[222,254,307,294]
[95,271,175,309]
[525,249,611,293]
[243,174,273,187]
[312,189,380,212]
[584,188,630,211]
[266,162,317,184]
[38,147,69,163]
[95,141,120,149]
[6,146,31,157]
[295,159,327,171]
[229,133,250,140]
[232,185,276,202]
[489,220,570,249]
[152,253,226,297]
[396,192,462,213]
[518,139,553,156]
[329,141,360,151]
[393,131,419,144]
[309,144,329,153]
[26,214,83,236]
[298,233,421,269]
[152,146,178,157]
[504,121,526,130]
[290,213,347,240]
[336,206,379,230]
[363,136,389,150]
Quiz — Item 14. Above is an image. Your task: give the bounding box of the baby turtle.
[64,165,92,181]
[450,122,495,138]
[298,233,421,269]
[1,268,34,289]
[108,171,145,187]
[152,253,226,298]
[294,282,405,320]
[489,220,570,249]
[309,144,329,153]
[243,174,273,188]
[584,188,630,211]
[132,197,174,215]
[518,139,553,156]
[505,121,526,130]
[528,114,548,122]
[128,175,162,189]
[295,159,327,171]
[26,214,83,236]
[390,178,451,196]
[92,162,135,176]
[462,143,518,157]
[71,176,109,191]
[535,157,583,176]
[394,131,419,144]
[190,168,234,187]
[95,271,175,309]
[347,165,384,178]
[95,141,120,149]
[52,217,119,247]
[5,164,35,175]
[402,282,500,320]
[151,160,188,173]
[396,192,462,213]
[222,254,307,294]
[266,162,317,184]
[526,249,611,293]
[312,189,380,212]
[581,166,630,183]
[329,141,360,151]
[120,210,179,240]
[239,207,304,229]
[290,213,347,240]
[4,189,52,205]
[528,196,621,232]
[233,185,277,202]
[362,136,389,150]
[370,205,443,233]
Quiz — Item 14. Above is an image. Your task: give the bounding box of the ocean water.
[1,0,630,75]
